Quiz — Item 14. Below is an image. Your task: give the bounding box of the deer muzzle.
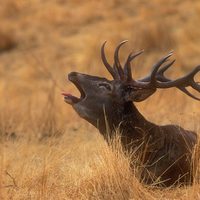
[62,72,86,105]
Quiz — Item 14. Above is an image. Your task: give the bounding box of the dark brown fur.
[63,42,199,187]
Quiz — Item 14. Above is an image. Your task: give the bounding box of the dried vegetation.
[0,0,200,199]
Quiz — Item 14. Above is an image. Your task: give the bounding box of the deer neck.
[97,102,155,138]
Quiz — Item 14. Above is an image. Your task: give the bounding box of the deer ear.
[124,87,156,102]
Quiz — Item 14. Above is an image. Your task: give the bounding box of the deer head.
[63,41,200,132]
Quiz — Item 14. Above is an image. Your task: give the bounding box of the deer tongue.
[61,92,80,104]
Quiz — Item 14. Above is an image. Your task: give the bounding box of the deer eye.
[98,83,112,91]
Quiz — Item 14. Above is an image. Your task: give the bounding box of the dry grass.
[0,0,200,199]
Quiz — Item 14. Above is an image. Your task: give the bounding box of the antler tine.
[101,41,116,79]
[124,53,133,82]
[137,52,173,85]
[154,63,200,101]
[113,40,128,80]
[150,52,173,84]
[129,50,144,61]
[191,80,200,91]
[155,65,200,88]
[156,61,200,99]
[178,87,200,101]
[124,50,144,82]
[139,56,200,100]
[147,59,176,83]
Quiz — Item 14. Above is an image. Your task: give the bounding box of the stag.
[63,41,200,187]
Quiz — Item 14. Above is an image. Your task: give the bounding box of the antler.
[138,53,200,100]
[113,40,128,80]
[101,41,116,79]
[124,50,144,81]
[101,41,200,100]
[101,41,143,81]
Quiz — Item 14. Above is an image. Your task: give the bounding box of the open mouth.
[62,73,86,105]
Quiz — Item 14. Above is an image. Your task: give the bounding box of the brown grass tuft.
[0,0,200,199]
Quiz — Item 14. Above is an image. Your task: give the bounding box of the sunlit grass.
[0,0,200,199]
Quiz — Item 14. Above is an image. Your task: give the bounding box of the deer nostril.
[68,72,77,77]
[68,72,78,80]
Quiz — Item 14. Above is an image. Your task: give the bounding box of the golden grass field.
[0,0,200,199]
